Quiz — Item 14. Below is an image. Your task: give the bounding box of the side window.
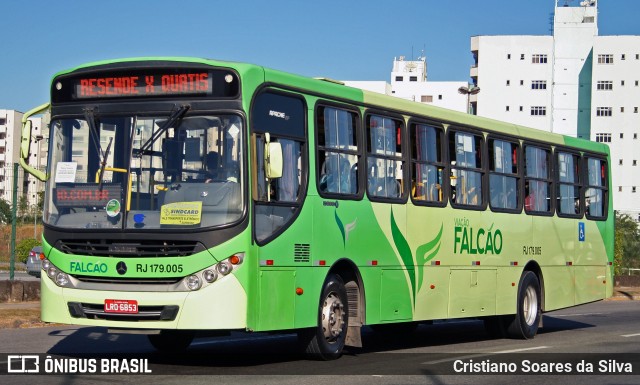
[317,106,359,196]
[411,123,445,204]
[251,91,306,243]
[556,151,582,217]
[585,157,608,219]
[366,115,404,200]
[524,145,552,214]
[449,130,484,207]
[489,138,520,211]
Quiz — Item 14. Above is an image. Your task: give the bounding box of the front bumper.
[41,272,247,330]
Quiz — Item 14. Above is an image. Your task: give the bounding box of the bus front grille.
[68,302,179,322]
[56,239,204,258]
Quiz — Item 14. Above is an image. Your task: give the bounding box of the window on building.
[507,54,511,60]
[635,107,639,113]
[635,133,638,140]
[634,187,637,194]
[395,76,403,82]
[531,80,547,90]
[366,115,404,200]
[531,106,547,116]
[597,54,614,64]
[519,106,523,112]
[619,159,623,166]
[410,76,418,82]
[421,95,433,103]
[521,54,525,60]
[532,54,548,64]
[411,123,444,204]
[583,16,595,23]
[620,133,624,139]
[619,186,623,192]
[595,133,611,143]
[634,160,638,166]
[506,80,511,86]
[622,54,626,60]
[621,107,625,113]
[621,80,625,86]
[317,106,359,196]
[596,81,613,90]
[596,107,613,117]
[506,106,510,112]
[520,80,524,86]
[636,80,639,86]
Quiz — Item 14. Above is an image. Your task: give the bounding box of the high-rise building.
[471,0,640,220]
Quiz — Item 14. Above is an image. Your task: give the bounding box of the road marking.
[552,312,604,317]
[422,346,548,365]
[621,333,640,338]
[492,346,549,354]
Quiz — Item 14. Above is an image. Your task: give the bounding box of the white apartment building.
[471,0,640,220]
[345,56,469,113]
[0,109,47,211]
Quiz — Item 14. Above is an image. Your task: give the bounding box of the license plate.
[104,299,138,314]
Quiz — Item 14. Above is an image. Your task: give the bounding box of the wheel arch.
[327,258,366,325]
[523,260,545,312]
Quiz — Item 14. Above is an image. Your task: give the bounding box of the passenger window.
[411,123,444,204]
[556,151,582,217]
[585,157,607,219]
[317,106,359,196]
[449,131,484,207]
[366,115,404,200]
[489,139,519,211]
[524,145,552,214]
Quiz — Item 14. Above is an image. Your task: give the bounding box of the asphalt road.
[1,300,640,384]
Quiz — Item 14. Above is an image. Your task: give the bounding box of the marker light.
[229,253,244,265]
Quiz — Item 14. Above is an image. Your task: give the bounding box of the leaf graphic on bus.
[335,209,346,247]
[415,224,443,292]
[390,208,416,299]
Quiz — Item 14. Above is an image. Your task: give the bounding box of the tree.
[0,198,11,224]
[615,212,640,272]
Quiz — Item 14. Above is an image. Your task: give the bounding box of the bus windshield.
[45,113,244,230]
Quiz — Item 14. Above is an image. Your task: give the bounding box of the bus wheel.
[300,274,349,360]
[507,271,541,339]
[147,330,194,352]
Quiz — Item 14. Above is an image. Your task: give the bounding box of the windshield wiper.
[136,104,191,157]
[98,137,113,189]
[83,108,106,168]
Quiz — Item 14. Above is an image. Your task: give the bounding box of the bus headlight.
[203,269,218,283]
[56,272,69,286]
[42,259,51,271]
[185,275,201,291]
[216,261,232,276]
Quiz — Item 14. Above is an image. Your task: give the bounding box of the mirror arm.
[20,102,50,181]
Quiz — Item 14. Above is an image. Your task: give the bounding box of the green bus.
[20,57,613,359]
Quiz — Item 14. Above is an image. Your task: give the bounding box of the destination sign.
[53,183,122,208]
[52,66,239,102]
[76,73,211,99]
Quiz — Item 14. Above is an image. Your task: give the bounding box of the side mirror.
[264,133,283,179]
[20,120,32,159]
[18,102,50,181]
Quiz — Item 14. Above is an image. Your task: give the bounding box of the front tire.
[299,274,349,360]
[506,271,541,339]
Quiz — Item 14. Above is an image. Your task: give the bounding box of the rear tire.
[506,271,541,339]
[148,330,194,352]
[299,274,349,360]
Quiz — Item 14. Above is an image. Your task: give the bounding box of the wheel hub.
[321,292,345,341]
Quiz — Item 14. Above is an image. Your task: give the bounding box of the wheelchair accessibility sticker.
[578,222,585,242]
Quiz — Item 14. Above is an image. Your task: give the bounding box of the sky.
[2,0,640,112]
